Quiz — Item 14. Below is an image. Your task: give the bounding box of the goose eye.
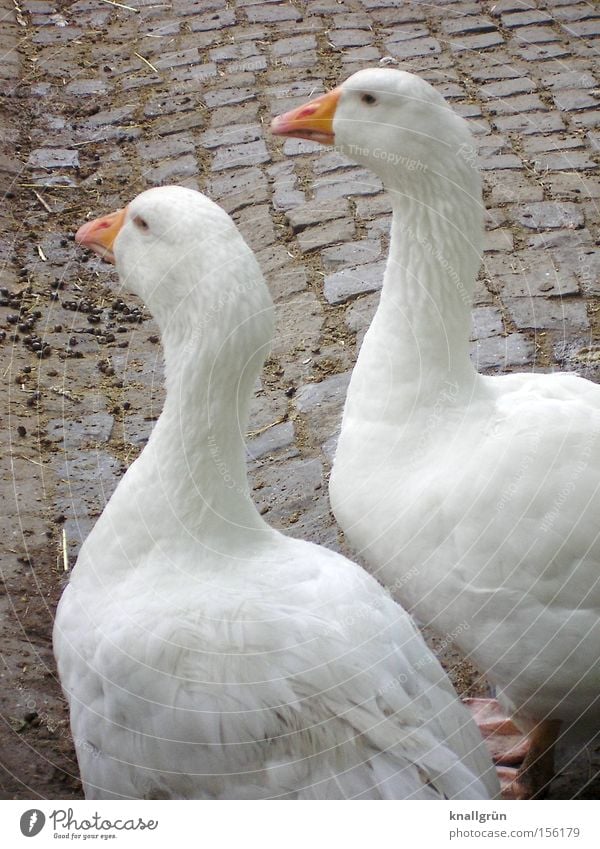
[361,93,377,105]
[133,216,149,231]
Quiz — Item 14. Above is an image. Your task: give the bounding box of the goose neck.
[134,326,269,542]
[374,183,482,388]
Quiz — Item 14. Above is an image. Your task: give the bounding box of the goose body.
[54,186,498,800]
[272,69,600,796]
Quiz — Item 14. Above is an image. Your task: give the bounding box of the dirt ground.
[1,0,600,800]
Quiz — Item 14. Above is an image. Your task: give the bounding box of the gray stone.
[530,151,596,172]
[83,104,137,127]
[480,78,536,98]
[501,9,552,27]
[525,230,600,296]
[295,371,352,414]
[200,124,261,149]
[324,261,386,305]
[493,111,565,134]
[570,111,600,130]
[149,111,206,137]
[211,139,270,171]
[513,26,561,44]
[321,239,382,271]
[522,134,585,155]
[47,412,114,450]
[329,28,373,48]
[561,19,600,37]
[314,169,383,201]
[484,228,514,252]
[355,194,393,218]
[296,218,356,253]
[143,92,202,118]
[143,155,199,184]
[385,37,441,59]
[246,421,296,461]
[286,199,350,232]
[256,244,308,302]
[65,79,108,96]
[250,457,328,538]
[441,15,498,35]
[312,145,353,174]
[504,297,589,331]
[542,70,597,90]
[28,148,79,169]
[204,87,256,108]
[209,102,260,128]
[190,8,235,30]
[137,135,195,161]
[273,184,305,211]
[207,166,269,213]
[271,35,316,57]
[32,27,84,44]
[245,3,303,23]
[54,450,122,520]
[168,63,217,84]
[345,292,380,346]
[234,204,277,251]
[517,43,569,62]
[479,154,522,170]
[450,31,504,51]
[490,253,580,299]
[468,62,525,83]
[511,201,584,230]
[486,174,544,204]
[487,94,548,115]
[552,89,600,113]
[282,138,324,157]
[266,80,325,115]
[272,291,323,355]
[470,306,504,340]
[471,332,534,370]
[152,48,202,70]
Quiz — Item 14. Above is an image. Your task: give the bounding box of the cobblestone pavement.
[1,0,599,799]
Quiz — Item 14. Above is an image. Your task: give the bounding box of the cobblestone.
[324,260,387,305]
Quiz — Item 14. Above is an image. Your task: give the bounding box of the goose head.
[271,68,480,198]
[75,185,273,346]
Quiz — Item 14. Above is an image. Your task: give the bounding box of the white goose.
[271,68,600,799]
[53,185,498,800]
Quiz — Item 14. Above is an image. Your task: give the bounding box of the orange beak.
[75,207,127,265]
[270,87,342,145]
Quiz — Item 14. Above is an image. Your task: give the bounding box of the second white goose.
[272,68,600,799]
